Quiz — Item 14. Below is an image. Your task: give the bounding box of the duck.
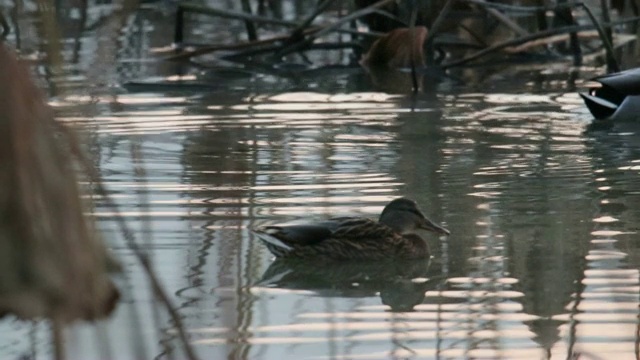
[580,67,640,122]
[252,198,449,261]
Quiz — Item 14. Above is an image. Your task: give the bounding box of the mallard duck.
[252,198,449,260]
[580,68,640,122]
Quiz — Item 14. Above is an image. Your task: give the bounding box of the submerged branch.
[577,2,619,71]
[168,0,638,74]
[423,0,456,64]
[462,0,586,13]
[442,16,640,68]
[177,2,295,28]
[274,0,398,58]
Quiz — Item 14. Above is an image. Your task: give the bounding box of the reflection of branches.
[37,0,63,76]
[172,0,396,60]
[633,272,640,359]
[565,253,586,360]
[275,0,396,58]
[70,0,88,64]
[168,0,639,70]
[423,0,455,64]
[636,281,640,360]
[441,16,640,69]
[432,0,623,70]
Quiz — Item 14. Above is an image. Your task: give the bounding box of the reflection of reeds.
[0,43,119,356]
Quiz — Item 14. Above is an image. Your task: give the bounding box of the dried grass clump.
[0,43,119,323]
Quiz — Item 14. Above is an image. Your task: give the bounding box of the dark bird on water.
[252,198,449,261]
[580,68,640,122]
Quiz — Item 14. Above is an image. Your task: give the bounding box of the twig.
[240,0,258,41]
[460,0,618,71]
[408,0,419,93]
[277,0,338,56]
[554,0,582,66]
[291,0,336,36]
[167,36,287,61]
[575,2,618,71]
[52,316,64,360]
[462,0,584,13]
[567,5,583,67]
[424,0,456,64]
[600,0,612,42]
[452,0,534,50]
[174,6,184,43]
[504,30,598,53]
[222,39,362,62]
[37,0,64,75]
[458,22,489,47]
[178,2,295,27]
[484,7,529,36]
[310,0,399,39]
[170,17,380,61]
[174,2,295,43]
[173,27,379,61]
[595,0,616,71]
[441,16,640,68]
[275,0,397,57]
[534,0,547,32]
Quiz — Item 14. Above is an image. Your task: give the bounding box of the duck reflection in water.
[257,251,439,312]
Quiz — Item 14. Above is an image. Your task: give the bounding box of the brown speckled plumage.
[253,198,449,261]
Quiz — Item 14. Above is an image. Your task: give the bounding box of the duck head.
[379,198,450,235]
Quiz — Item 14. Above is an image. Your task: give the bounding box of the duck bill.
[420,218,450,236]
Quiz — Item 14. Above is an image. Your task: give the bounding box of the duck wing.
[254,216,395,250]
[324,216,396,240]
[257,224,333,247]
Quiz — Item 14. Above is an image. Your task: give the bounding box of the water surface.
[1,4,639,360]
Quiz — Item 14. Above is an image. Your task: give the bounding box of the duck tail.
[252,227,294,251]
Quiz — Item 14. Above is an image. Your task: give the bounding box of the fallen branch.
[442,16,640,68]
[274,0,398,58]
[424,0,456,64]
[175,2,296,44]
